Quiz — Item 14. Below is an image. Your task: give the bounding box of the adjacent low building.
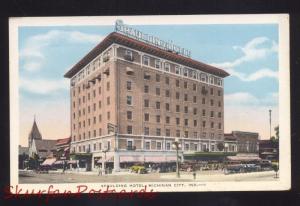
[259,140,279,161]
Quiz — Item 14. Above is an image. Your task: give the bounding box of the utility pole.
[269,109,272,139]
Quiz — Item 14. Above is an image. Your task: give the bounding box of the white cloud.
[20,77,69,94]
[211,37,278,82]
[212,37,278,69]
[20,30,104,72]
[224,92,278,107]
[226,68,278,82]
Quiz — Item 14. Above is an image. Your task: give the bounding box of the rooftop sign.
[115,20,191,58]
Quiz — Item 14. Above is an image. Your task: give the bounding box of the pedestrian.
[193,171,196,180]
[98,165,102,176]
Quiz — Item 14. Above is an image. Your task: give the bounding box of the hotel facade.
[64,21,236,171]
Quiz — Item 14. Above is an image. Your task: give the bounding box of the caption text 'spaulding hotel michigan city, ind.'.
[64,20,241,172]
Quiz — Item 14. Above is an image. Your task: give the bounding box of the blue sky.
[18,23,279,146]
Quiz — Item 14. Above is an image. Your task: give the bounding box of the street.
[19,170,279,184]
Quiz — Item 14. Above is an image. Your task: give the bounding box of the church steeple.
[28,116,42,147]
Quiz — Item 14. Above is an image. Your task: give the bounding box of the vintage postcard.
[9,14,290,193]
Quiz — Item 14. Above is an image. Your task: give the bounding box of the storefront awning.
[144,156,166,163]
[227,156,261,161]
[120,156,144,162]
[41,158,56,166]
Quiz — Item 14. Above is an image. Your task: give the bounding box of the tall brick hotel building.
[64,20,236,171]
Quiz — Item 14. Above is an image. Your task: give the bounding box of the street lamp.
[172,137,182,178]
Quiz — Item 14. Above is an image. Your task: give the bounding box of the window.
[156,128,161,136]
[156,115,161,123]
[184,106,188,113]
[193,84,197,91]
[183,68,188,77]
[94,130,96,137]
[127,140,133,148]
[144,127,149,135]
[184,119,188,126]
[155,60,161,69]
[201,73,207,82]
[210,88,214,95]
[165,77,170,85]
[194,120,197,127]
[157,142,162,150]
[107,97,110,105]
[93,116,96,124]
[107,111,110,120]
[176,105,180,112]
[176,92,180,99]
[125,50,133,59]
[166,116,170,124]
[193,71,197,79]
[144,99,149,107]
[166,129,170,136]
[218,101,221,107]
[184,94,188,101]
[193,132,198,139]
[156,87,160,96]
[144,85,149,93]
[127,126,133,134]
[202,98,206,104]
[127,96,132,105]
[127,111,132,120]
[176,130,181,137]
[144,113,149,121]
[193,108,197,115]
[218,112,222,118]
[144,73,151,80]
[127,81,132,90]
[145,142,150,150]
[93,90,96,97]
[164,63,170,72]
[99,128,102,136]
[176,79,180,87]
[218,123,222,129]
[166,142,171,150]
[83,96,85,103]
[193,96,197,103]
[99,114,102,122]
[184,131,189,138]
[202,132,206,138]
[202,109,206,117]
[175,66,180,74]
[107,82,110,91]
[218,90,221,96]
[184,81,188,89]
[176,118,180,125]
[98,87,101,95]
[210,111,214,118]
[143,56,149,65]
[156,74,160,82]
[156,101,161,109]
[166,103,170,111]
[211,122,214,129]
[165,90,170,97]
[202,121,206,128]
[210,99,214,106]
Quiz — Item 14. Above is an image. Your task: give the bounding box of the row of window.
[127,78,222,96]
[127,126,222,138]
[73,140,223,153]
[124,49,223,87]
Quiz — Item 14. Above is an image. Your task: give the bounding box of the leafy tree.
[271,125,279,143]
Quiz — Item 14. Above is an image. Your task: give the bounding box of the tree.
[217,142,224,151]
[271,125,279,143]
